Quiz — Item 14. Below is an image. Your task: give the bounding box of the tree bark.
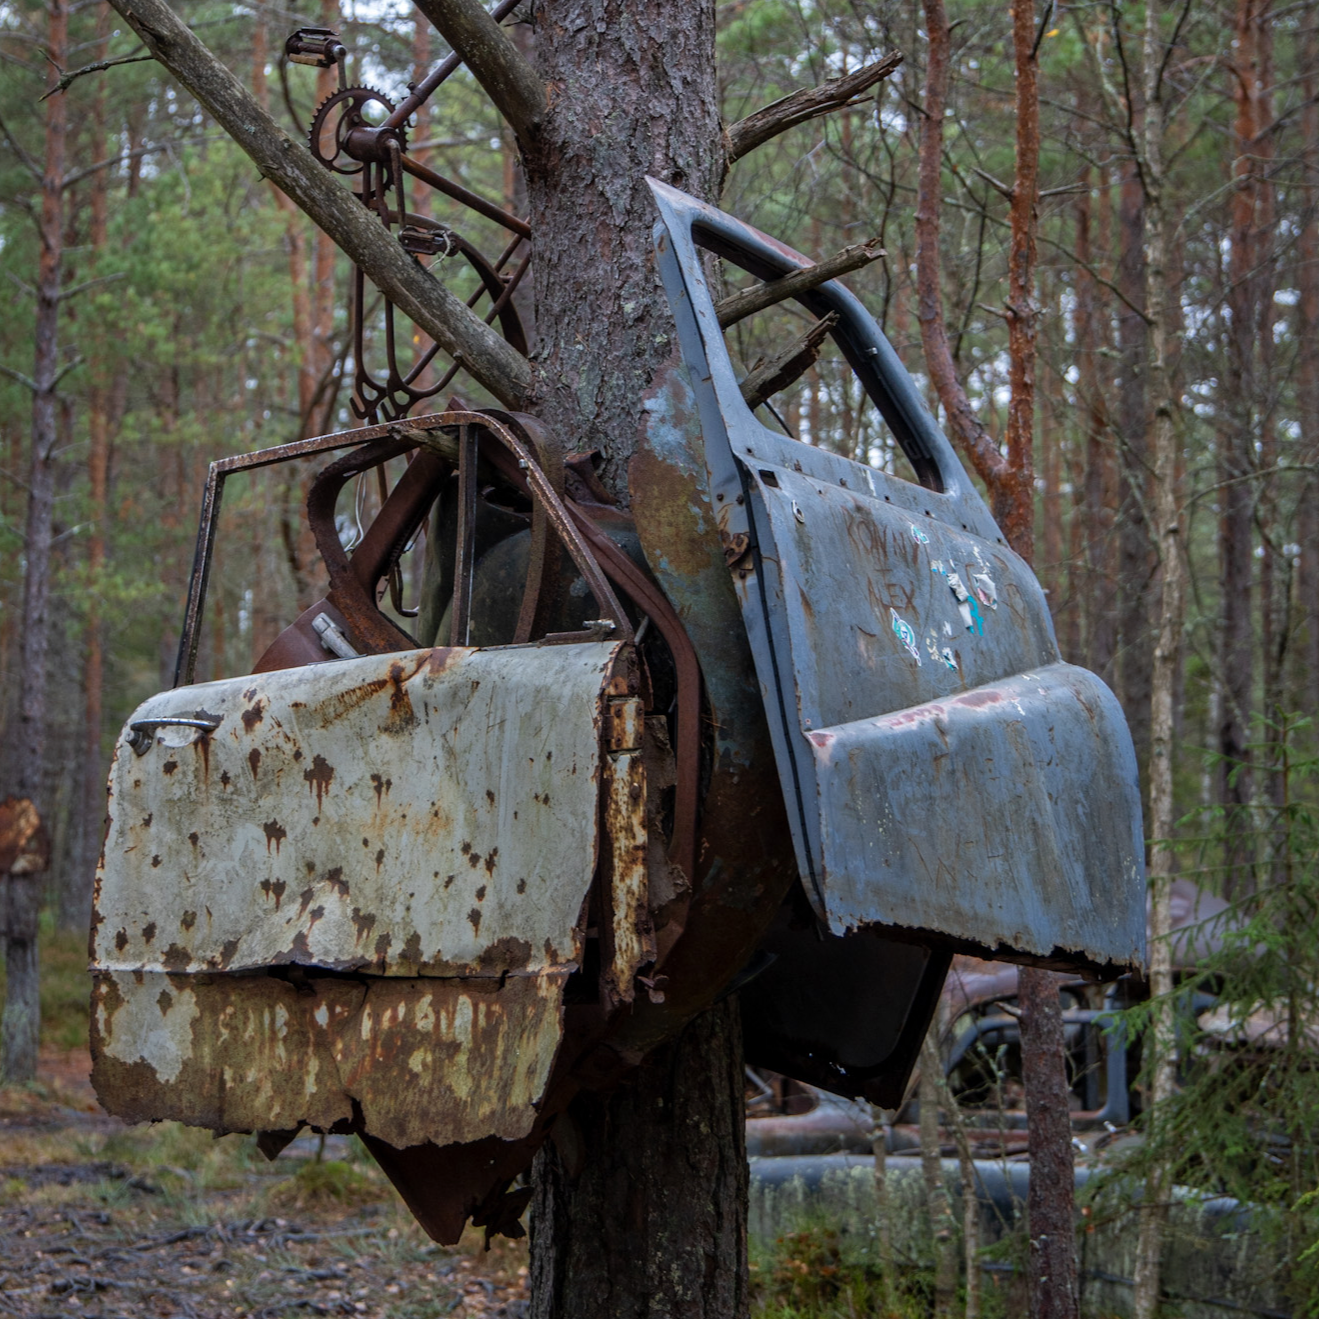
[1007,4,1078,1305]
[724,52,902,163]
[69,0,116,933]
[4,0,69,1082]
[1074,167,1117,682]
[1018,972,1079,1318]
[1003,0,1039,564]
[1115,159,1152,784]
[0,868,42,1084]
[869,1103,899,1311]
[411,0,544,145]
[529,999,748,1319]
[520,0,724,490]
[914,0,1011,516]
[918,1031,958,1319]
[1299,4,1319,716]
[1252,11,1284,833]
[1218,0,1263,899]
[14,0,68,811]
[513,5,744,1313]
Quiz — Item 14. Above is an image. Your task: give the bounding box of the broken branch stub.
[739,313,838,411]
[725,51,903,163]
[102,0,532,410]
[715,239,885,328]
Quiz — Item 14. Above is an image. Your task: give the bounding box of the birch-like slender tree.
[1128,0,1186,1308]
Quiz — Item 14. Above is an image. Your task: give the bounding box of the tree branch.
[725,51,903,164]
[971,163,1013,200]
[715,238,884,328]
[103,0,531,409]
[40,48,153,99]
[61,136,213,190]
[0,109,42,181]
[52,355,85,386]
[411,0,545,144]
[56,272,126,301]
[0,363,38,393]
[739,313,837,411]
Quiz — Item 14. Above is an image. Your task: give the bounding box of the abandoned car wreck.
[89,171,1145,1248]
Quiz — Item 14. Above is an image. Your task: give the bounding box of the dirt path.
[0,1051,529,1319]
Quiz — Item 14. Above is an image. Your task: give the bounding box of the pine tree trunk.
[1251,8,1284,833]
[1018,972,1079,1317]
[14,0,67,809]
[1074,166,1116,681]
[67,0,116,934]
[1219,0,1262,899]
[915,3,1079,1310]
[4,0,69,1083]
[517,5,741,1313]
[529,1000,748,1319]
[1006,4,1079,1312]
[0,867,42,1084]
[1115,161,1152,782]
[1299,8,1319,714]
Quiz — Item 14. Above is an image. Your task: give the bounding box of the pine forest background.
[0,0,1313,951]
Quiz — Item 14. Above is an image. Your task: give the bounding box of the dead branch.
[0,362,38,393]
[40,49,153,99]
[716,239,884,328]
[102,0,531,409]
[412,0,544,144]
[739,313,837,411]
[725,51,902,164]
[0,108,42,181]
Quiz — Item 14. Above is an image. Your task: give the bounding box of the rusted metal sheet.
[649,179,1144,975]
[807,667,1140,961]
[92,636,652,1179]
[600,741,652,1005]
[90,969,565,1149]
[94,642,626,979]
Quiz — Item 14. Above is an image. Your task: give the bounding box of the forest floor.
[0,929,530,1319]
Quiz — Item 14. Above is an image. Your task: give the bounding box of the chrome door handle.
[126,713,222,756]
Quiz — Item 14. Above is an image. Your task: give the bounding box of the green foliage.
[1105,715,1319,1312]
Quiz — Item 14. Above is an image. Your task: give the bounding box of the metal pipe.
[400,156,530,237]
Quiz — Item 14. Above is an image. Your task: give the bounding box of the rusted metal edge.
[175,409,635,688]
[566,505,701,916]
[174,412,469,688]
[90,968,570,1153]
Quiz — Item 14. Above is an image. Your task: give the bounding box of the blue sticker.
[890,609,922,664]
